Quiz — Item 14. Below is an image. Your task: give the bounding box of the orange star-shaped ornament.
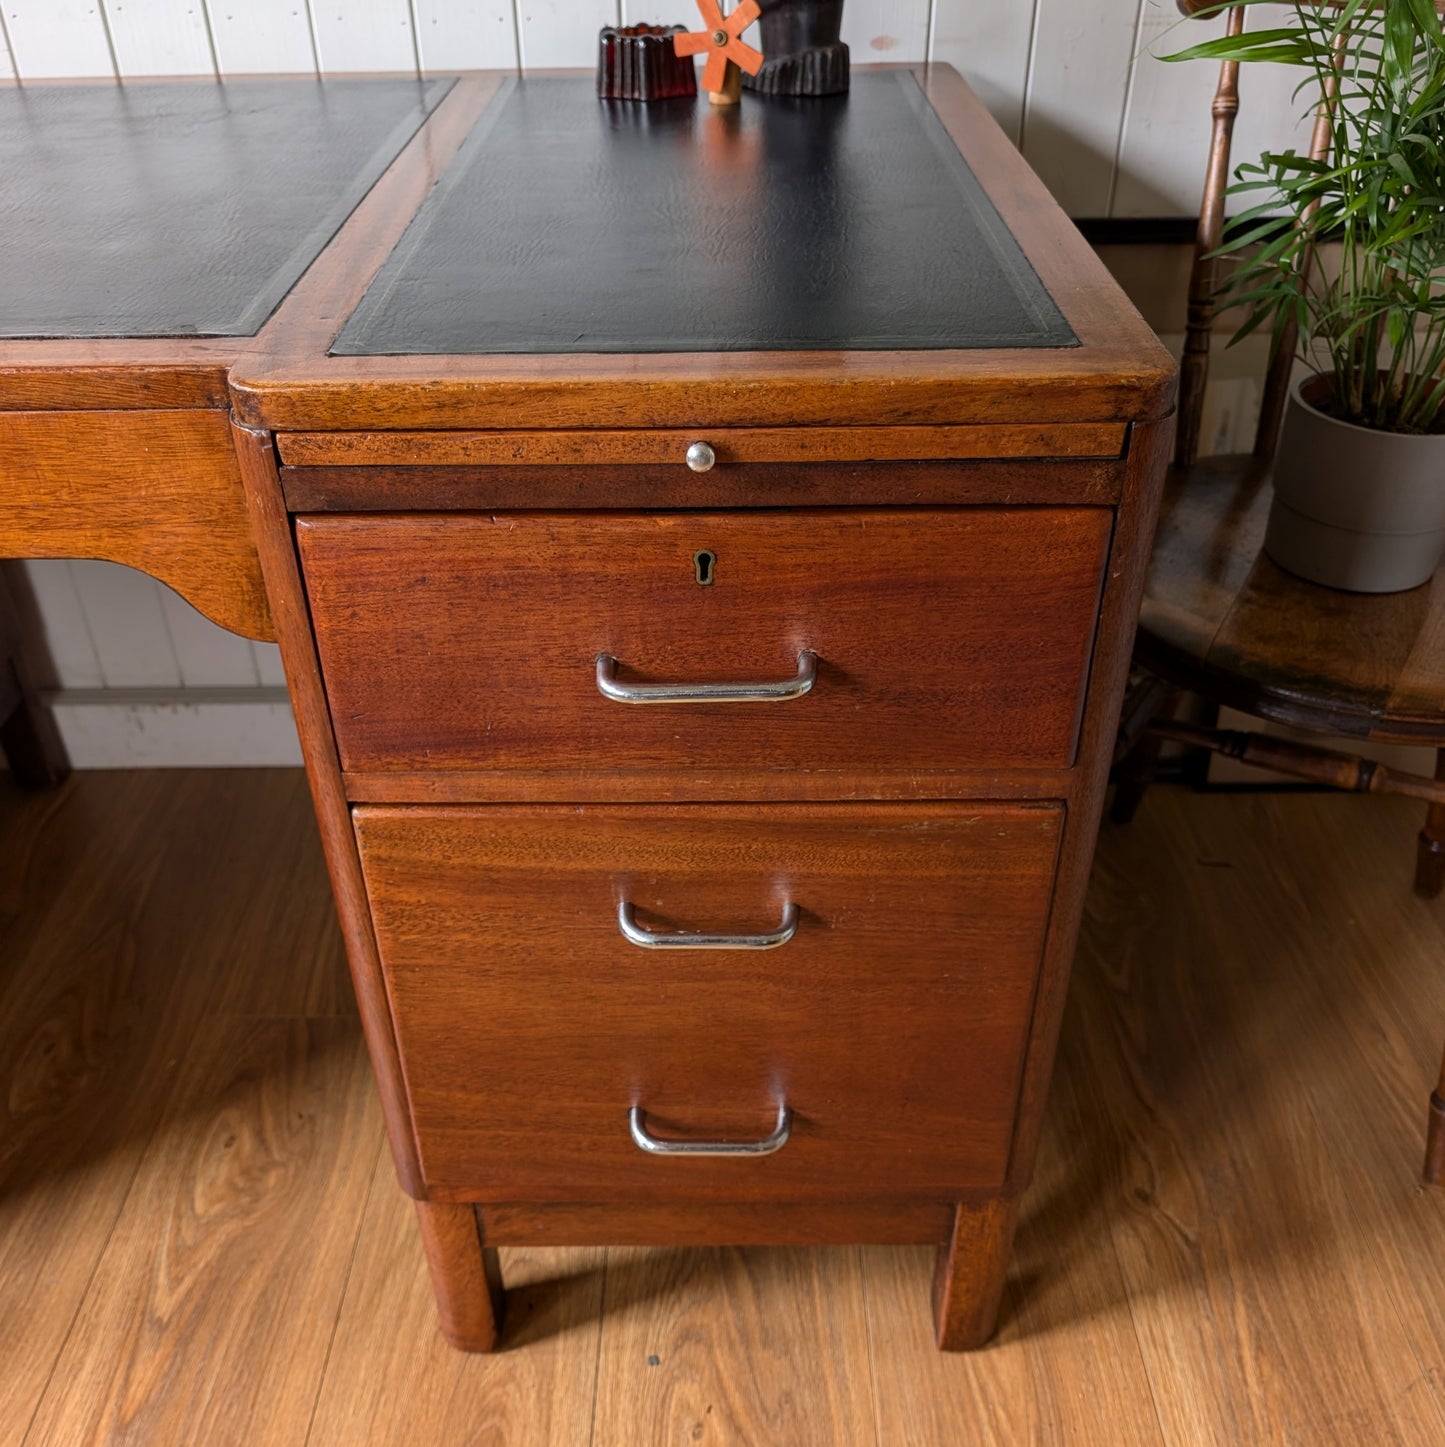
[673,0,762,99]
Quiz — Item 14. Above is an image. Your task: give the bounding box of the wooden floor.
[2,771,1444,1445]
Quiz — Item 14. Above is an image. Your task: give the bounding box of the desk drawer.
[354,801,1062,1201]
[298,508,1109,777]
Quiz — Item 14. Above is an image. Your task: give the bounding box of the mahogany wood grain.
[352,802,1062,1201]
[239,359,1175,433]
[1000,415,1173,1199]
[0,408,272,640]
[229,67,1176,433]
[340,765,1069,806]
[0,339,235,413]
[281,457,1127,513]
[298,508,1110,777]
[277,423,1128,468]
[231,419,423,1198]
[474,1200,955,1245]
[414,1200,505,1352]
[933,1196,1022,1350]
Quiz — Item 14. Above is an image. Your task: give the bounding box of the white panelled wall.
[0,0,1307,767]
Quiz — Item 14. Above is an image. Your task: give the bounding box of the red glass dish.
[596,24,699,101]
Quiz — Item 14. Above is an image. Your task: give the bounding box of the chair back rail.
[1176,3,1244,468]
[1175,0,1360,467]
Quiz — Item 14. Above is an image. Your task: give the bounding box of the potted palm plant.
[1167,0,1445,592]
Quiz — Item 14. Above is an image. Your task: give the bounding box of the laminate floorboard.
[2,771,1444,1445]
[591,1246,875,1447]
[24,1016,381,1447]
[308,1155,605,1447]
[0,772,348,1445]
[1072,789,1445,1446]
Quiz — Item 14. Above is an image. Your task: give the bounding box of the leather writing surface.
[0,78,452,339]
[332,72,1076,356]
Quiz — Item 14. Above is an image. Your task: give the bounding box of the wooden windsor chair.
[1111,0,1445,1184]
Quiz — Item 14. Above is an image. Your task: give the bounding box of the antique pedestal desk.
[1,67,1175,1352]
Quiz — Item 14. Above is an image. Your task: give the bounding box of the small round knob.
[685,440,716,473]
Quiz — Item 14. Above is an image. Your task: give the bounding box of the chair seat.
[1136,454,1445,745]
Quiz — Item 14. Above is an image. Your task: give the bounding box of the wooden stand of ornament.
[598,0,848,104]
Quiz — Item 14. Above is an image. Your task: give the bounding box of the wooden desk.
[1,67,1174,1353]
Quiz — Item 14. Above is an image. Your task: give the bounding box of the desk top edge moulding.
[228,65,1176,433]
[3,61,1177,1357]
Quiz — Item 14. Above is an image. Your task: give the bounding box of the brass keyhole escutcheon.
[694,550,716,586]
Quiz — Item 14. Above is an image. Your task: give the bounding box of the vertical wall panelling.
[927,0,1036,143]
[840,0,928,65]
[1113,2,1310,218]
[3,2,116,77]
[157,587,263,688]
[619,0,688,31]
[310,0,417,73]
[251,642,288,688]
[412,0,518,72]
[209,0,317,74]
[67,564,182,689]
[517,0,618,71]
[1022,0,1143,217]
[0,11,17,77]
[19,562,105,690]
[48,694,305,766]
[104,0,216,75]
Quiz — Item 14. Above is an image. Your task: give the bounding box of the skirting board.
[39,687,302,768]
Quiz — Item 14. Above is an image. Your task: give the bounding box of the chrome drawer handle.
[629,1103,792,1157]
[617,899,798,950]
[595,651,817,704]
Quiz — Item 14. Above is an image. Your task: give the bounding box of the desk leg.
[1426,1055,1445,1187]
[932,1196,1019,1350]
[415,1201,506,1352]
[0,668,69,788]
[0,567,68,788]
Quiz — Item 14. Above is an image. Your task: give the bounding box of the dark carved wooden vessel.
[744,0,849,96]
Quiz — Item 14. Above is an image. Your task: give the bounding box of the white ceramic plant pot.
[1266,376,1445,593]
